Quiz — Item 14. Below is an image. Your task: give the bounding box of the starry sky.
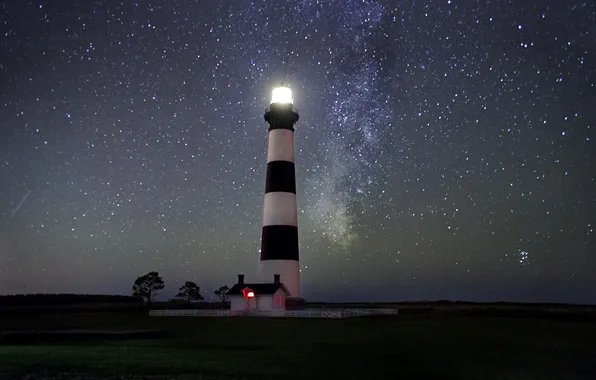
[1,0,595,304]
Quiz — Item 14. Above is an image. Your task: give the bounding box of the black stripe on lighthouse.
[265,161,296,194]
[260,225,299,261]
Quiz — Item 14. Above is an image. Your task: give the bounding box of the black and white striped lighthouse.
[259,86,301,299]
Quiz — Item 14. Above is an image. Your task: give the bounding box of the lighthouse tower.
[259,86,301,300]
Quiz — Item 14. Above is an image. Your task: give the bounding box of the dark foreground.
[0,311,595,379]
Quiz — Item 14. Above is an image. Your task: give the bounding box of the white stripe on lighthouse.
[262,192,298,227]
[267,129,295,163]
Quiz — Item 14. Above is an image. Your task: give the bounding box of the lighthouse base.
[259,260,301,299]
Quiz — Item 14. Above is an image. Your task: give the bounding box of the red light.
[247,292,255,298]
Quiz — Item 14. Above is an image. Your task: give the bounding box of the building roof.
[227,283,290,296]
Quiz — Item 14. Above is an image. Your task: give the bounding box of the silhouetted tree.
[132,271,165,307]
[176,281,204,306]
[214,285,229,304]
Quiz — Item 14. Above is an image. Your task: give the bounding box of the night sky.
[1,1,594,303]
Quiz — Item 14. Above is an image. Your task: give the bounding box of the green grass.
[0,312,595,379]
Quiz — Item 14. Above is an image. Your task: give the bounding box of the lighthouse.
[259,86,301,300]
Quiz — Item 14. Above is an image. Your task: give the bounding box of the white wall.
[257,294,273,310]
[230,295,245,311]
[247,296,257,311]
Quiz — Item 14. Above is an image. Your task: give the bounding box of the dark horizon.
[2,292,596,308]
[1,1,595,304]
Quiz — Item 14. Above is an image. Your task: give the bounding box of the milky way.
[0,0,594,303]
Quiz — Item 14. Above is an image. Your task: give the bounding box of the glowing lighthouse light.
[271,86,293,105]
[247,291,255,298]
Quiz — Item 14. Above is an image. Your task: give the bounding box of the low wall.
[149,308,398,318]
[149,309,233,317]
[280,308,399,318]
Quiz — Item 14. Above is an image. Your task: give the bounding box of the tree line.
[132,271,229,307]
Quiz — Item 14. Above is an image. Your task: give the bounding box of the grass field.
[0,311,595,379]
